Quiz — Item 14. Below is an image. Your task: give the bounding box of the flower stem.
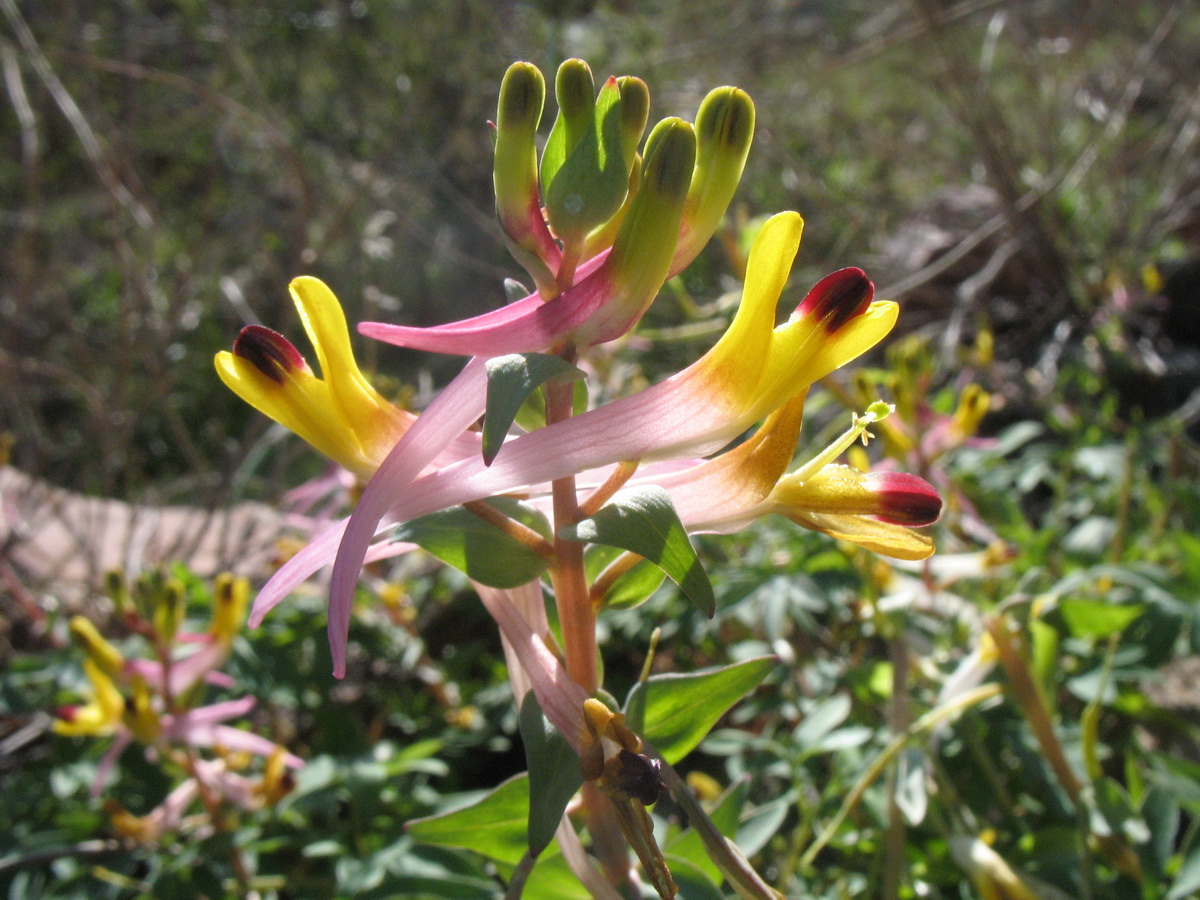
[545,378,596,693]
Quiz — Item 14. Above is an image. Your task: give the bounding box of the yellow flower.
[53,659,124,737]
[215,277,412,479]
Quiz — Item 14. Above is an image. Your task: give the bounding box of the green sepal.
[407,774,532,866]
[511,378,588,434]
[624,656,778,764]
[503,277,530,303]
[543,75,632,249]
[519,691,584,857]
[390,497,550,589]
[483,353,586,464]
[585,544,665,610]
[558,485,713,617]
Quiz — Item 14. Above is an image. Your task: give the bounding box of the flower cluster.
[54,573,300,843]
[216,59,942,896]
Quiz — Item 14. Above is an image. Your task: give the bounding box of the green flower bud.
[493,62,559,299]
[673,86,755,270]
[607,118,696,305]
[540,59,595,191]
[615,76,649,168]
[153,577,186,645]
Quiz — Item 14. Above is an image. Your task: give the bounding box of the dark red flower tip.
[798,267,874,333]
[232,325,307,383]
[56,705,80,723]
[867,472,943,526]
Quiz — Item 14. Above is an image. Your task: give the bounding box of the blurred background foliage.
[5,1,1200,898]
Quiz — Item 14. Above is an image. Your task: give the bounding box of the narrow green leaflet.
[519,691,583,856]
[391,498,550,589]
[560,486,714,617]
[483,354,585,465]
[624,656,778,764]
[407,775,532,866]
[666,858,727,900]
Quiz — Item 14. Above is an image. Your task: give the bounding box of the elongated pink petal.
[475,580,548,704]
[250,517,349,627]
[91,731,133,797]
[361,268,610,357]
[328,358,488,675]
[178,696,258,725]
[476,587,590,753]
[359,251,611,356]
[192,725,304,768]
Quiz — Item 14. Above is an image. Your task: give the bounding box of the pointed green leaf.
[519,691,583,857]
[391,497,550,589]
[407,775,531,865]
[624,656,778,764]
[663,859,724,900]
[483,354,585,464]
[560,486,714,617]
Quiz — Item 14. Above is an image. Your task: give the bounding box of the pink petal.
[359,256,612,357]
[328,358,488,675]
[476,587,589,753]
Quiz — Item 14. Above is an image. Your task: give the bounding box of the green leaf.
[560,486,714,617]
[666,778,746,884]
[584,544,666,610]
[391,498,550,589]
[624,656,778,764]
[484,354,585,465]
[736,798,790,857]
[1059,598,1145,640]
[407,775,531,866]
[519,691,583,856]
[522,853,594,900]
[1169,844,1200,900]
[665,858,725,900]
[791,694,852,760]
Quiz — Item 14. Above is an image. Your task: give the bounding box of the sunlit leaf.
[407,775,530,866]
[624,656,777,764]
[1059,598,1144,640]
[560,486,714,617]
